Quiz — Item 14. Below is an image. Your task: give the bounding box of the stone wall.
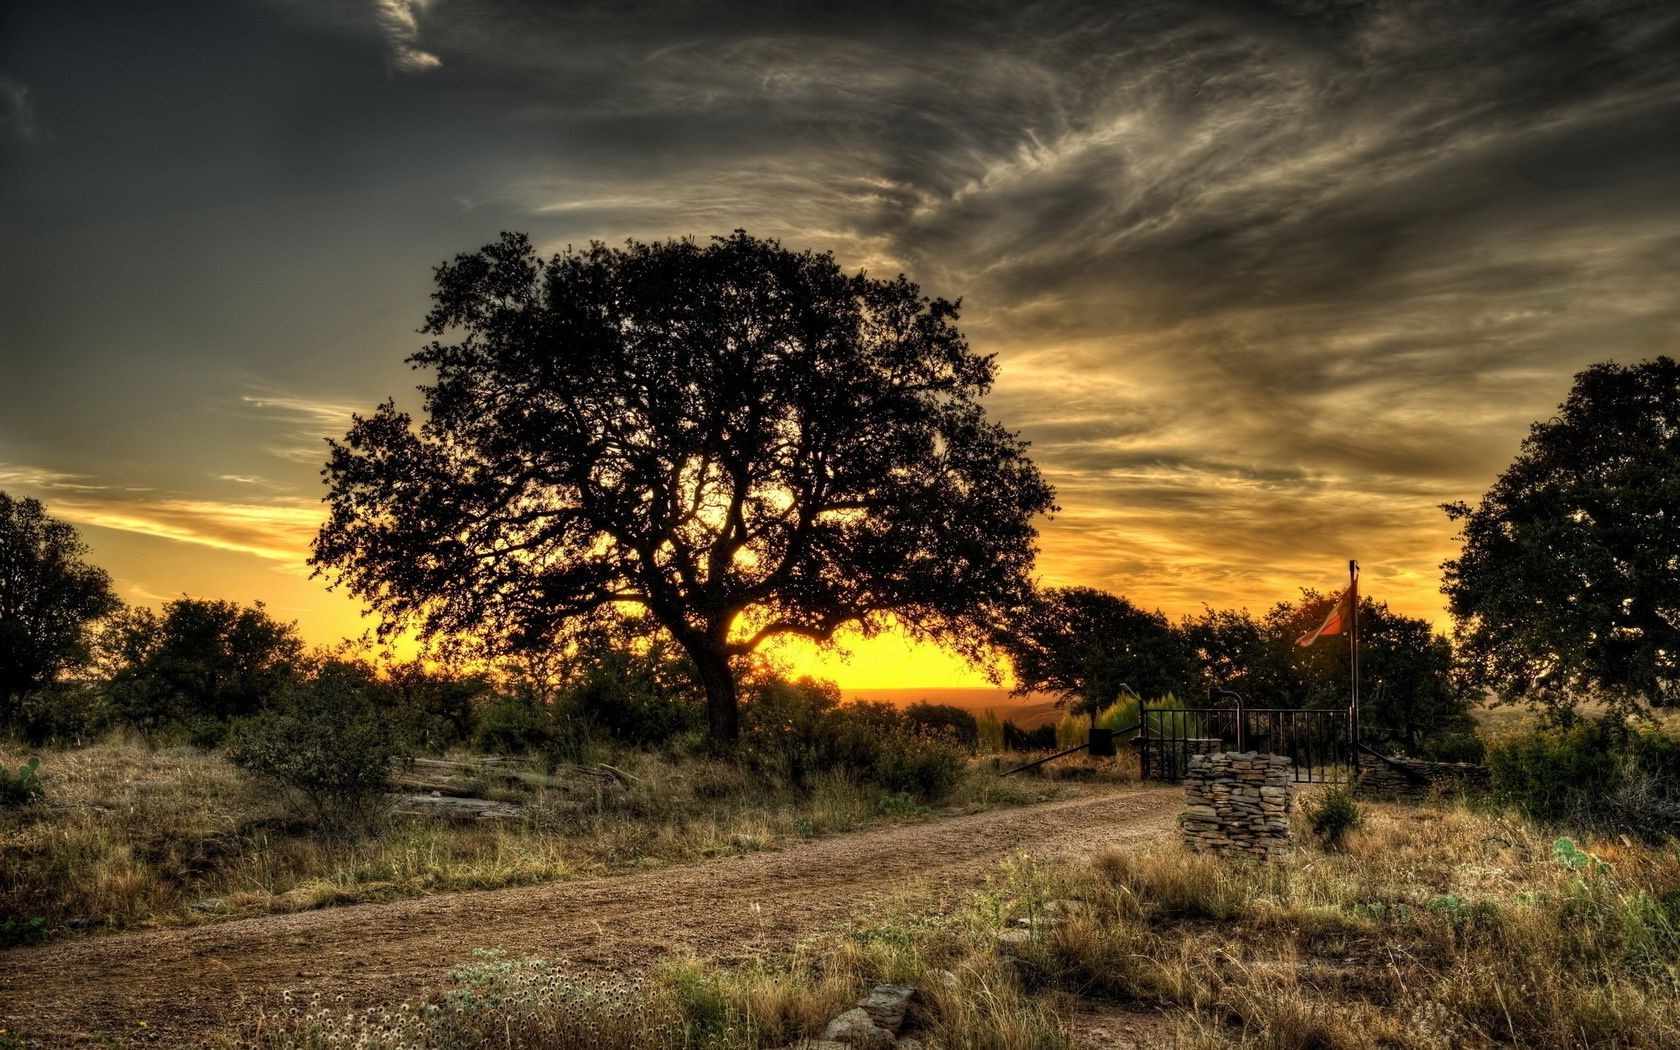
[1181,752,1293,860]
[1358,755,1490,799]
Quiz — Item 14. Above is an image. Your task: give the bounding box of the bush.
[227,667,409,834]
[12,682,110,746]
[903,702,979,749]
[1002,719,1055,751]
[1488,719,1625,826]
[0,755,43,806]
[871,727,967,800]
[1301,783,1363,850]
[1419,728,1486,764]
[564,644,702,748]
[473,693,557,755]
[739,677,966,802]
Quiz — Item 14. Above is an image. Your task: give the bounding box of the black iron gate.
[1137,703,1355,783]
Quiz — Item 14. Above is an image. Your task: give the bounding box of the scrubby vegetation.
[0,732,1088,938]
[250,799,1680,1049]
[1487,716,1680,841]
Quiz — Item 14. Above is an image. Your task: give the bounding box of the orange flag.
[1296,578,1356,647]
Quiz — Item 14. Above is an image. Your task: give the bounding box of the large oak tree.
[1443,357,1680,716]
[313,232,1056,748]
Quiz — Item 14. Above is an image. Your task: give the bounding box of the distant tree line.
[993,584,1468,753]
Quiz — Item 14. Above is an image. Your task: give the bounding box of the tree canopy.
[105,598,304,735]
[313,231,1056,748]
[996,587,1194,714]
[1443,357,1680,715]
[0,492,119,723]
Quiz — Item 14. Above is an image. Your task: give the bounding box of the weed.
[0,755,42,806]
[1300,783,1363,851]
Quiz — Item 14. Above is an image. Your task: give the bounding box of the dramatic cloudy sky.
[2,0,1677,685]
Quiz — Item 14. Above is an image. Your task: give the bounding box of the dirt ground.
[0,785,1178,1047]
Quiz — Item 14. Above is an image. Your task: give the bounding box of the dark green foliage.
[1488,720,1626,825]
[738,676,965,801]
[1002,720,1056,751]
[10,681,110,746]
[1419,727,1486,764]
[997,587,1194,715]
[0,755,43,806]
[0,917,49,947]
[312,231,1055,750]
[0,492,120,732]
[563,639,702,748]
[1301,783,1363,850]
[226,662,410,834]
[473,693,557,755]
[106,598,303,736]
[871,727,967,799]
[384,660,492,751]
[1488,719,1680,839]
[902,701,980,748]
[1443,357,1680,716]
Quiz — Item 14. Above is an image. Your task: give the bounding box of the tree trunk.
[689,644,740,752]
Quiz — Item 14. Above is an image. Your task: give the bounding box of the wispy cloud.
[3,461,320,571]
[370,0,440,73]
[0,78,38,144]
[240,393,360,464]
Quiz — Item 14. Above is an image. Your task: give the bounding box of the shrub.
[739,677,966,802]
[1488,719,1625,826]
[1300,783,1363,850]
[0,916,49,947]
[1419,728,1486,764]
[0,755,43,806]
[976,709,1005,753]
[872,727,967,801]
[1002,719,1056,751]
[227,667,409,834]
[564,643,702,748]
[12,682,110,746]
[903,702,979,748]
[473,694,557,755]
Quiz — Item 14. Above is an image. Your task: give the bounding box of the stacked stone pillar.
[1181,752,1292,860]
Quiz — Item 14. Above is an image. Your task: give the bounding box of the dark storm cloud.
[2,0,1677,634]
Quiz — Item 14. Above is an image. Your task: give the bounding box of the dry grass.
[211,784,1680,1048]
[0,738,1094,936]
[1024,800,1680,1048]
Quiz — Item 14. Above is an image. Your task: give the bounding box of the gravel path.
[0,785,1178,1046]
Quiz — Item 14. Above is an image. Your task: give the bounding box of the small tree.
[313,232,1055,750]
[227,660,409,834]
[0,492,119,729]
[1443,357,1680,716]
[106,598,303,736]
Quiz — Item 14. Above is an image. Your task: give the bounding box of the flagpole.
[1348,559,1360,765]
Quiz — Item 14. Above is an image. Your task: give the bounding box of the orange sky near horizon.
[34,487,1456,691]
[6,0,1667,691]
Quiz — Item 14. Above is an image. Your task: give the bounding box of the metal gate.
[1137,702,1355,783]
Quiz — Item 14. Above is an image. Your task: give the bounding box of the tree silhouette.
[1443,357,1680,716]
[0,492,119,725]
[996,587,1193,714]
[313,232,1056,748]
[106,597,303,735]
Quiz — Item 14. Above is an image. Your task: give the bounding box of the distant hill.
[838,686,1066,729]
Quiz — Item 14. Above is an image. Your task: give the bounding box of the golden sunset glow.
[5,0,1676,688]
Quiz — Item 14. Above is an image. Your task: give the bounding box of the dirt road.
[0,786,1178,1045]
